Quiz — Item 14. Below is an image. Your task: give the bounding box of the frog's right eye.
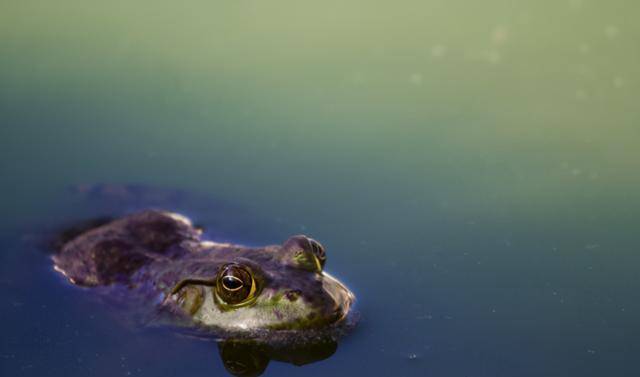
[215,264,257,307]
[284,235,326,272]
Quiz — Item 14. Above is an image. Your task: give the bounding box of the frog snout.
[321,273,355,323]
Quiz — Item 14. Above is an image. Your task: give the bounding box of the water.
[1,1,639,376]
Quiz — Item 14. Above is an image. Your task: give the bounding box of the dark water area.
[2,1,639,376]
[1,186,638,376]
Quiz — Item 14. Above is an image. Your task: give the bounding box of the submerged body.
[53,210,355,338]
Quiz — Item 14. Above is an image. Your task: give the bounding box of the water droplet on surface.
[579,43,590,54]
[605,25,620,39]
[409,73,423,86]
[613,77,625,88]
[491,26,509,45]
[431,44,447,58]
[484,50,502,64]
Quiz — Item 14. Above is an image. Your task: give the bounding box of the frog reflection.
[217,337,337,376]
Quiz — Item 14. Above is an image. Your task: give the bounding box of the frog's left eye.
[216,264,257,306]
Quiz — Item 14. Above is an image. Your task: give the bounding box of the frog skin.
[52,210,356,337]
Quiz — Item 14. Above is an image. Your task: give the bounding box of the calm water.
[1,1,639,376]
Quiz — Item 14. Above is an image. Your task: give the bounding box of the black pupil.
[222,275,243,290]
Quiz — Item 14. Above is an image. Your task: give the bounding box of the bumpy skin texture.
[53,210,355,337]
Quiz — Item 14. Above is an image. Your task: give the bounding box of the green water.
[1,1,639,376]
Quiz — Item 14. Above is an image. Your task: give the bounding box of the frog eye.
[285,235,326,272]
[216,264,257,306]
[308,238,326,268]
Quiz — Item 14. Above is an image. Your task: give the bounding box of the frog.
[51,191,357,376]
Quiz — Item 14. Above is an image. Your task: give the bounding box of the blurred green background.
[2,0,638,222]
[1,1,638,376]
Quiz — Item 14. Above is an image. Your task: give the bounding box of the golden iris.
[215,264,257,306]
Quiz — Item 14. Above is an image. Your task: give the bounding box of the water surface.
[1,1,639,376]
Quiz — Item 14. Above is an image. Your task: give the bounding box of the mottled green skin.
[53,210,355,337]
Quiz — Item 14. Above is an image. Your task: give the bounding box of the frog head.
[170,235,355,333]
